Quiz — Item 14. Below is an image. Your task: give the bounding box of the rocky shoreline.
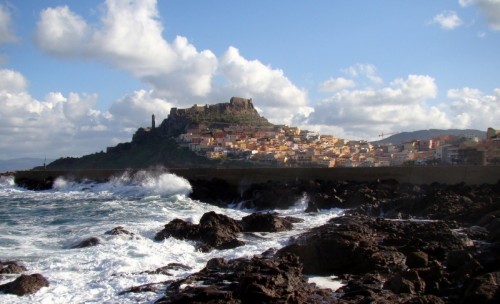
[2,178,500,303]
[154,179,500,303]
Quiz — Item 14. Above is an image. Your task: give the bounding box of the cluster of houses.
[176,125,500,167]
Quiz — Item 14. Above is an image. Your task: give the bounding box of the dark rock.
[155,253,334,304]
[199,211,242,233]
[0,273,49,296]
[14,177,54,191]
[154,212,244,252]
[384,270,426,294]
[70,237,102,249]
[406,251,429,268]
[197,212,244,251]
[486,217,500,242]
[105,226,135,236]
[240,212,294,232]
[240,181,303,210]
[305,200,320,213]
[162,263,192,272]
[477,242,500,272]
[142,263,193,276]
[277,216,409,275]
[0,261,27,274]
[404,294,446,304]
[462,271,500,304]
[446,250,475,271]
[120,282,172,295]
[189,178,239,207]
[154,218,199,241]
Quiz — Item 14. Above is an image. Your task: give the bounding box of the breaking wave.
[52,169,192,197]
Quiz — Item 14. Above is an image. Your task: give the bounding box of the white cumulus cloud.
[109,89,174,129]
[0,69,27,93]
[0,68,132,159]
[302,73,449,140]
[217,46,309,125]
[34,0,308,127]
[431,11,463,30]
[319,77,356,92]
[35,6,89,55]
[35,0,217,99]
[446,87,500,128]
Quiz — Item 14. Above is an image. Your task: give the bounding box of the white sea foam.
[308,276,344,291]
[0,173,343,303]
[0,175,15,187]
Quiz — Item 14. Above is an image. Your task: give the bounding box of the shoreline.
[3,167,500,302]
[13,165,500,190]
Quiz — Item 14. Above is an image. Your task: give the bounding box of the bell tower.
[152,114,156,130]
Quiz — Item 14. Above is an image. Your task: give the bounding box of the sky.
[0,0,499,159]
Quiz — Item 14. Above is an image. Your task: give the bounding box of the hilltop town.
[127,97,500,168]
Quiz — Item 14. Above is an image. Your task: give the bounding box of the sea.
[0,170,343,303]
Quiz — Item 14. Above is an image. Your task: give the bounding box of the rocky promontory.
[44,97,271,170]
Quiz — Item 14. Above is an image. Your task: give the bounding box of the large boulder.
[277,216,407,275]
[70,237,102,249]
[154,212,244,252]
[0,273,49,296]
[240,212,294,232]
[154,211,298,252]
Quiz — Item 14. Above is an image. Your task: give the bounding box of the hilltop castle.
[169,97,256,117]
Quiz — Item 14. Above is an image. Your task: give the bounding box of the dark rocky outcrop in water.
[153,179,500,303]
[240,212,296,232]
[105,226,135,237]
[154,211,244,252]
[155,253,334,304]
[277,214,500,303]
[190,179,500,219]
[0,274,49,296]
[0,261,27,275]
[154,211,297,252]
[70,237,102,249]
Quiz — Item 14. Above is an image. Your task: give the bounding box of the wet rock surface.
[161,179,500,303]
[0,274,49,296]
[155,253,335,304]
[70,236,102,249]
[154,211,297,252]
[0,261,27,275]
[276,213,499,303]
[105,226,135,236]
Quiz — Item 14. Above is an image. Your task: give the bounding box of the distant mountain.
[0,158,53,172]
[371,129,486,145]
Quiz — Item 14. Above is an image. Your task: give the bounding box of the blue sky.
[0,0,499,159]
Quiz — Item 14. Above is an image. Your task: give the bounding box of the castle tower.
[152,114,156,129]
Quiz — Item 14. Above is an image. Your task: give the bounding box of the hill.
[371,129,486,145]
[156,96,272,138]
[46,97,268,170]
